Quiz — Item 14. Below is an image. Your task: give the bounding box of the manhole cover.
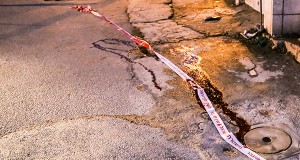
[244,127,292,154]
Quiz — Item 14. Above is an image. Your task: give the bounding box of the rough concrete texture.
[0,0,202,159]
[271,38,300,63]
[0,117,200,159]
[127,0,172,23]
[1,0,300,159]
[132,57,173,96]
[285,40,300,63]
[131,0,300,159]
[155,36,300,160]
[0,0,157,136]
[173,0,261,36]
[133,20,205,43]
[128,0,205,43]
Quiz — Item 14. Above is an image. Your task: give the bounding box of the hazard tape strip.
[71,6,265,160]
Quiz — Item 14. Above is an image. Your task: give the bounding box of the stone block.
[273,0,283,14]
[127,0,172,23]
[284,0,300,15]
[283,15,300,34]
[132,20,205,43]
[272,15,283,35]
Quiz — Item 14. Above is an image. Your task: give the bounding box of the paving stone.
[133,20,205,43]
[128,0,172,23]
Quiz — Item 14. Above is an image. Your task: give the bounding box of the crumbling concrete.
[128,0,205,43]
[133,20,205,43]
[129,0,300,159]
[127,0,172,23]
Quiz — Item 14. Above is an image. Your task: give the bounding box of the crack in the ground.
[128,9,250,143]
[167,0,174,20]
[0,114,153,138]
[91,38,162,91]
[187,69,251,143]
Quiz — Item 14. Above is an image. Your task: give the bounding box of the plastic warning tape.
[71,6,265,160]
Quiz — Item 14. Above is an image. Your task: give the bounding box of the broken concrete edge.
[127,0,257,142]
[127,0,173,23]
[126,1,298,158]
[284,41,300,63]
[270,38,300,64]
[241,31,300,64]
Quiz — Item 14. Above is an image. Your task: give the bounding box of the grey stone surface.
[0,0,201,159]
[1,0,299,159]
[273,0,283,14]
[0,0,157,136]
[283,15,300,34]
[133,57,173,96]
[284,0,300,15]
[133,20,205,43]
[0,117,200,159]
[272,14,283,35]
[127,0,172,23]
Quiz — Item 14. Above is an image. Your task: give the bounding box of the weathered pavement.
[1,0,300,160]
[128,0,300,159]
[0,0,200,159]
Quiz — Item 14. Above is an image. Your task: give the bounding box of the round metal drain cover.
[244,127,292,154]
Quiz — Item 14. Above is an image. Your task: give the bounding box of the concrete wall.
[245,0,300,35]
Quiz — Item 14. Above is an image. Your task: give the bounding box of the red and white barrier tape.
[71,6,265,160]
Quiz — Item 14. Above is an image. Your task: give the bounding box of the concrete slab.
[283,15,300,34]
[0,117,200,159]
[273,0,284,15]
[284,0,300,15]
[127,0,172,23]
[273,15,283,35]
[132,20,205,43]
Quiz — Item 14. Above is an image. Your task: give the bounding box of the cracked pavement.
[0,0,300,159]
[0,0,200,159]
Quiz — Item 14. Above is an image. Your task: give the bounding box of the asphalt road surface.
[0,0,200,159]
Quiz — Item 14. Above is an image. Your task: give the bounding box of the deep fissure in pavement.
[92,39,162,90]
[188,70,251,143]
[92,38,251,142]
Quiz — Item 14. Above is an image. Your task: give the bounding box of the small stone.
[259,110,270,116]
[249,69,258,77]
[229,120,237,126]
[200,112,209,120]
[223,146,238,156]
